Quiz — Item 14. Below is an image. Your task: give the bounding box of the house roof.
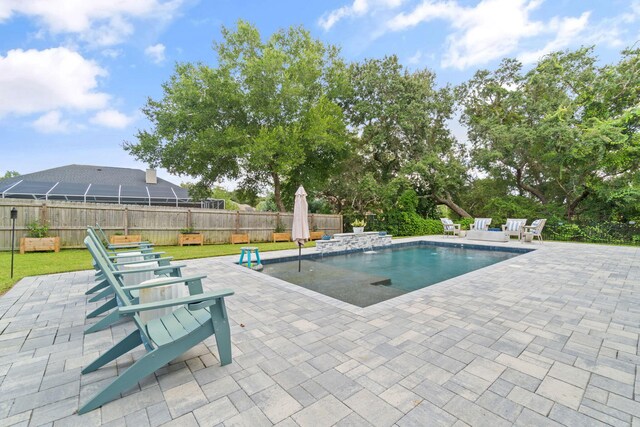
[0,164,224,208]
[2,164,186,193]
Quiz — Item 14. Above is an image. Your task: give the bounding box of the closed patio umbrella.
[291,185,310,272]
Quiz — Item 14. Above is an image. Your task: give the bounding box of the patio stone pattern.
[0,236,639,426]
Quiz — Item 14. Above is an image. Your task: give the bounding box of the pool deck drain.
[0,236,639,426]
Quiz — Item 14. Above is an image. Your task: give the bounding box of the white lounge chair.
[440,218,461,237]
[522,219,547,243]
[470,218,492,231]
[502,218,527,239]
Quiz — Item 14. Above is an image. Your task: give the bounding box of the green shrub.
[544,221,639,245]
[27,220,49,238]
[274,220,286,233]
[379,211,442,236]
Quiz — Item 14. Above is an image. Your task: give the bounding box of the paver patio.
[0,236,639,426]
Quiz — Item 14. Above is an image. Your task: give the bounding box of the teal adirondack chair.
[84,235,187,333]
[86,227,167,296]
[94,223,153,250]
[79,237,233,414]
[89,226,155,255]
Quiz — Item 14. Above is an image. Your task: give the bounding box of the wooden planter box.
[231,233,250,244]
[109,235,142,244]
[309,231,324,240]
[20,237,60,254]
[272,232,291,243]
[179,233,204,246]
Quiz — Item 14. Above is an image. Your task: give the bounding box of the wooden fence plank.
[0,199,342,249]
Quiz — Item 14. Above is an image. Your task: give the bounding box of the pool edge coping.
[225,236,541,315]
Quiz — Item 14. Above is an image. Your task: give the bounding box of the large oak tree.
[458,47,640,220]
[125,21,350,211]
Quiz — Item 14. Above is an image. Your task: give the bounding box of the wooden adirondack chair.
[84,235,187,334]
[79,237,233,414]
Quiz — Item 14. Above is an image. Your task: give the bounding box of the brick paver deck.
[0,236,639,426]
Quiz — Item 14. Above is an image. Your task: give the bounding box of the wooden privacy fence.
[0,199,342,250]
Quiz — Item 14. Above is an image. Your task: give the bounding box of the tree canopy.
[125,20,350,212]
[458,47,640,220]
[126,21,639,226]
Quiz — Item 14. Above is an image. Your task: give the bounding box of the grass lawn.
[0,241,308,295]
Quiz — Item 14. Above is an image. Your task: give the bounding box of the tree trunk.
[435,193,472,218]
[515,167,547,204]
[272,173,286,212]
[566,189,590,220]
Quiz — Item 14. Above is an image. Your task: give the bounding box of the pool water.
[262,245,521,307]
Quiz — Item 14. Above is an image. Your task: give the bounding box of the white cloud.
[89,109,134,128]
[518,12,590,64]
[101,48,122,58]
[408,50,423,64]
[584,2,640,49]
[0,0,184,46]
[145,43,166,64]
[0,47,109,116]
[389,0,550,69]
[32,110,71,133]
[319,0,404,30]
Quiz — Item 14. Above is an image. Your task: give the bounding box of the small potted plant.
[178,227,204,246]
[20,220,60,254]
[351,219,366,234]
[272,220,291,242]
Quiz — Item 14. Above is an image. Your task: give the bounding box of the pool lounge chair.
[523,219,547,243]
[440,218,461,237]
[502,218,527,239]
[470,218,492,231]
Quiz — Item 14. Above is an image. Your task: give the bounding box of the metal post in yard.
[10,207,17,278]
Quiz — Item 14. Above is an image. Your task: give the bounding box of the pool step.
[370,278,392,286]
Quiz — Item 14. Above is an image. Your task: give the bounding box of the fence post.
[40,202,48,225]
[124,207,129,234]
[187,209,192,229]
[235,211,240,234]
[310,214,315,231]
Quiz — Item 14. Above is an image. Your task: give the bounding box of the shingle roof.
[3,164,186,194]
[0,164,188,197]
[0,164,229,208]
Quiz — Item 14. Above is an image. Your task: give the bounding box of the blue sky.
[0,0,638,186]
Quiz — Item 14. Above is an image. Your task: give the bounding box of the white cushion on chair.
[474,219,486,230]
[441,218,454,231]
[506,220,523,231]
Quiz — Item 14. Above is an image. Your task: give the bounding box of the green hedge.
[544,222,640,245]
[372,212,444,236]
[366,211,639,245]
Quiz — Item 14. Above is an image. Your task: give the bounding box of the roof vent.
[146,168,157,184]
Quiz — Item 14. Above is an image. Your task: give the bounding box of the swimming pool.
[262,243,527,307]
